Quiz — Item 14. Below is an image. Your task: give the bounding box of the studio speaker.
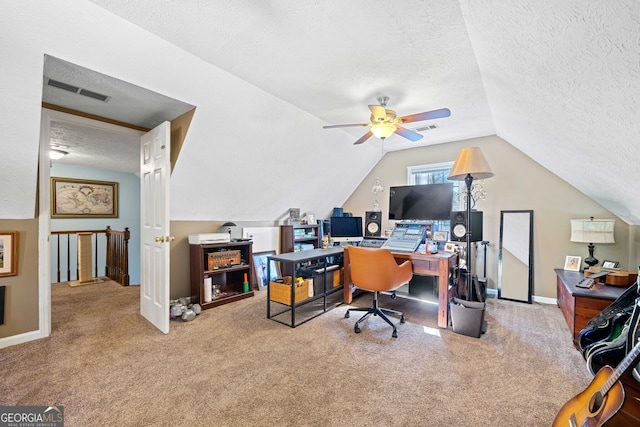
[450,211,483,242]
[365,211,382,237]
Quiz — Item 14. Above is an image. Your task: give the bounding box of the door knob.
[155,236,165,243]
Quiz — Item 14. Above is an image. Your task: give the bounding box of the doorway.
[39,55,195,337]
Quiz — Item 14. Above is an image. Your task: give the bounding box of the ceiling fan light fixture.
[371,123,396,139]
[323,98,450,145]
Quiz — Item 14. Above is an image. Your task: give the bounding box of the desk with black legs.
[343,248,458,328]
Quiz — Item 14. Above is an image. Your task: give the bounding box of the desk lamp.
[448,147,494,302]
[570,217,615,269]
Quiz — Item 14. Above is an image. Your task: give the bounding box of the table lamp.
[448,147,494,302]
[570,217,615,269]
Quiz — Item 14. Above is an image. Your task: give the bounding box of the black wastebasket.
[450,297,485,338]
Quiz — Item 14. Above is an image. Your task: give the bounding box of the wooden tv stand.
[343,248,458,328]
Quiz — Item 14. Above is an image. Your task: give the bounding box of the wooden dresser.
[555,268,629,347]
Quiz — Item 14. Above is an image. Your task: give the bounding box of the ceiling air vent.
[78,88,110,102]
[46,78,80,93]
[46,78,111,102]
[414,123,439,132]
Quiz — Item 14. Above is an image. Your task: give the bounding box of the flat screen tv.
[388,183,453,221]
[330,216,363,243]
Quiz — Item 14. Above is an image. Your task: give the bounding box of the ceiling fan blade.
[394,126,423,142]
[368,105,387,121]
[398,108,451,124]
[354,131,373,145]
[323,123,369,129]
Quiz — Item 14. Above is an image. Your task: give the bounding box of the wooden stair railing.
[51,226,130,286]
[105,226,130,286]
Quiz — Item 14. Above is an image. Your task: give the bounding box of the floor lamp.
[448,147,494,302]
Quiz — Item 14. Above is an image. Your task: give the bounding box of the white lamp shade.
[447,147,494,181]
[570,219,615,244]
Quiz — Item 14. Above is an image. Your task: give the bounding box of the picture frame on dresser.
[602,260,619,269]
[253,251,280,290]
[444,242,456,253]
[564,255,581,271]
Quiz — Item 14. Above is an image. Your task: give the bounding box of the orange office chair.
[345,246,413,338]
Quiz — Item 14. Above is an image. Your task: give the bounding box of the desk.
[555,268,629,346]
[343,249,458,328]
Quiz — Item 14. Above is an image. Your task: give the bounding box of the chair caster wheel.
[355,325,361,334]
[345,312,350,319]
[392,330,398,338]
[400,316,406,324]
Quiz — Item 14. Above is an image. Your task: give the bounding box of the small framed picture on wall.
[0,231,18,277]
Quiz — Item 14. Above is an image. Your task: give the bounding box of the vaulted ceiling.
[47,1,640,223]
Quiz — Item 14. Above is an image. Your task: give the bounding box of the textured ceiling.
[43,55,194,173]
[86,0,495,148]
[43,0,640,223]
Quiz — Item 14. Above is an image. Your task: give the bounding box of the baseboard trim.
[486,288,556,305]
[0,329,44,349]
[533,295,557,305]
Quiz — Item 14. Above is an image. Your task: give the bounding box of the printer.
[188,233,231,244]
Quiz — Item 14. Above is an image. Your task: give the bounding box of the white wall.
[0,0,381,222]
[50,163,141,285]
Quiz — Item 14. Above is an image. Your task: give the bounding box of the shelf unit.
[267,246,344,328]
[190,240,254,309]
[280,223,321,252]
[279,224,322,276]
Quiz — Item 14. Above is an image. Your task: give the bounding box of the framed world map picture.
[51,177,118,218]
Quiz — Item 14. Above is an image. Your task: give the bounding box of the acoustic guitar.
[584,267,638,287]
[553,340,640,426]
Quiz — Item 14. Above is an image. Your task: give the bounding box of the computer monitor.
[330,216,363,243]
[388,183,453,221]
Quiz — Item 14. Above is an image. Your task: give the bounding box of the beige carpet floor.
[0,280,591,426]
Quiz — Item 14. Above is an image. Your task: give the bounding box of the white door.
[140,122,171,333]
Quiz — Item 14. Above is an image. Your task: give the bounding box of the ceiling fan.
[322,96,451,145]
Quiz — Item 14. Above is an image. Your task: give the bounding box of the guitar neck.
[600,340,640,394]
